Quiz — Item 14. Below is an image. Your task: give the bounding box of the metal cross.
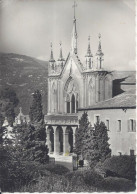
[98,33,101,39]
[59,41,62,47]
[50,42,52,49]
[72,1,77,19]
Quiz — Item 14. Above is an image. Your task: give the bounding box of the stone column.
[62,126,70,156]
[53,126,60,155]
[70,99,72,113]
[65,99,67,113]
[48,79,51,113]
[72,126,77,149]
[46,127,52,153]
[58,79,60,113]
[95,76,100,102]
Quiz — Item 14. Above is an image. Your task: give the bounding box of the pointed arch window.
[76,93,78,113]
[71,94,75,113]
[66,94,70,113]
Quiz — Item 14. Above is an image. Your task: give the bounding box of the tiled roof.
[112,71,136,84]
[78,92,136,110]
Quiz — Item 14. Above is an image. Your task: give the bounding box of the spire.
[58,41,64,61]
[49,42,55,62]
[96,33,104,69]
[86,35,93,57]
[71,1,78,54]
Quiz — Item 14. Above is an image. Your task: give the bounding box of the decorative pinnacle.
[49,42,55,62]
[85,35,92,57]
[58,41,64,61]
[96,33,104,56]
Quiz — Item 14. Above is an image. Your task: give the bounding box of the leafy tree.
[22,90,49,163]
[0,87,19,126]
[75,112,89,157]
[29,90,43,123]
[85,121,111,167]
[0,87,19,191]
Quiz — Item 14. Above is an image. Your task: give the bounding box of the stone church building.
[45,5,136,158]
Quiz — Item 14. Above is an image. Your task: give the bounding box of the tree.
[0,87,19,126]
[0,87,19,191]
[24,90,49,163]
[75,112,89,157]
[29,90,43,123]
[84,121,111,167]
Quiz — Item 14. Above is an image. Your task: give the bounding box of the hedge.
[95,155,136,182]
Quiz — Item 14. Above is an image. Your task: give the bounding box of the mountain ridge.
[0,52,48,115]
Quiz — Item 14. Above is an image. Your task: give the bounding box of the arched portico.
[46,125,77,156]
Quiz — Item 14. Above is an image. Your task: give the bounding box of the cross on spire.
[50,42,53,49]
[72,1,77,19]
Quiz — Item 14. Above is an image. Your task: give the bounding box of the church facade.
[45,5,136,157]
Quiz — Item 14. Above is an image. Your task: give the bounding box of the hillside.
[0,53,48,115]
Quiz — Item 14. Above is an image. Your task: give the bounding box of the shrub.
[101,177,136,192]
[44,164,70,175]
[66,171,96,192]
[95,155,136,182]
[20,174,70,192]
[82,170,104,187]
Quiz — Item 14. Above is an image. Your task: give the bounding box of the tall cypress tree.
[75,112,89,157]
[29,90,43,123]
[27,90,49,163]
[84,121,111,167]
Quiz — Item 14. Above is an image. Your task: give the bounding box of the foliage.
[95,155,136,182]
[12,122,49,164]
[29,90,44,123]
[66,170,135,192]
[101,177,135,192]
[44,164,70,175]
[75,112,89,156]
[85,121,111,167]
[0,87,19,192]
[0,87,19,126]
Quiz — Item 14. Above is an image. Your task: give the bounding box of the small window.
[96,116,100,123]
[130,119,133,131]
[130,149,134,156]
[128,119,136,132]
[106,120,109,130]
[117,120,121,132]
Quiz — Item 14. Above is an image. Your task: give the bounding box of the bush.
[20,174,70,192]
[101,177,135,192]
[82,170,104,187]
[66,169,135,192]
[44,164,70,175]
[66,171,96,192]
[95,155,136,182]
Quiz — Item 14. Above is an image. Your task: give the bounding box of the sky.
[0,0,136,70]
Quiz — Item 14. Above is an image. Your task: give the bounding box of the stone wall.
[78,108,136,156]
